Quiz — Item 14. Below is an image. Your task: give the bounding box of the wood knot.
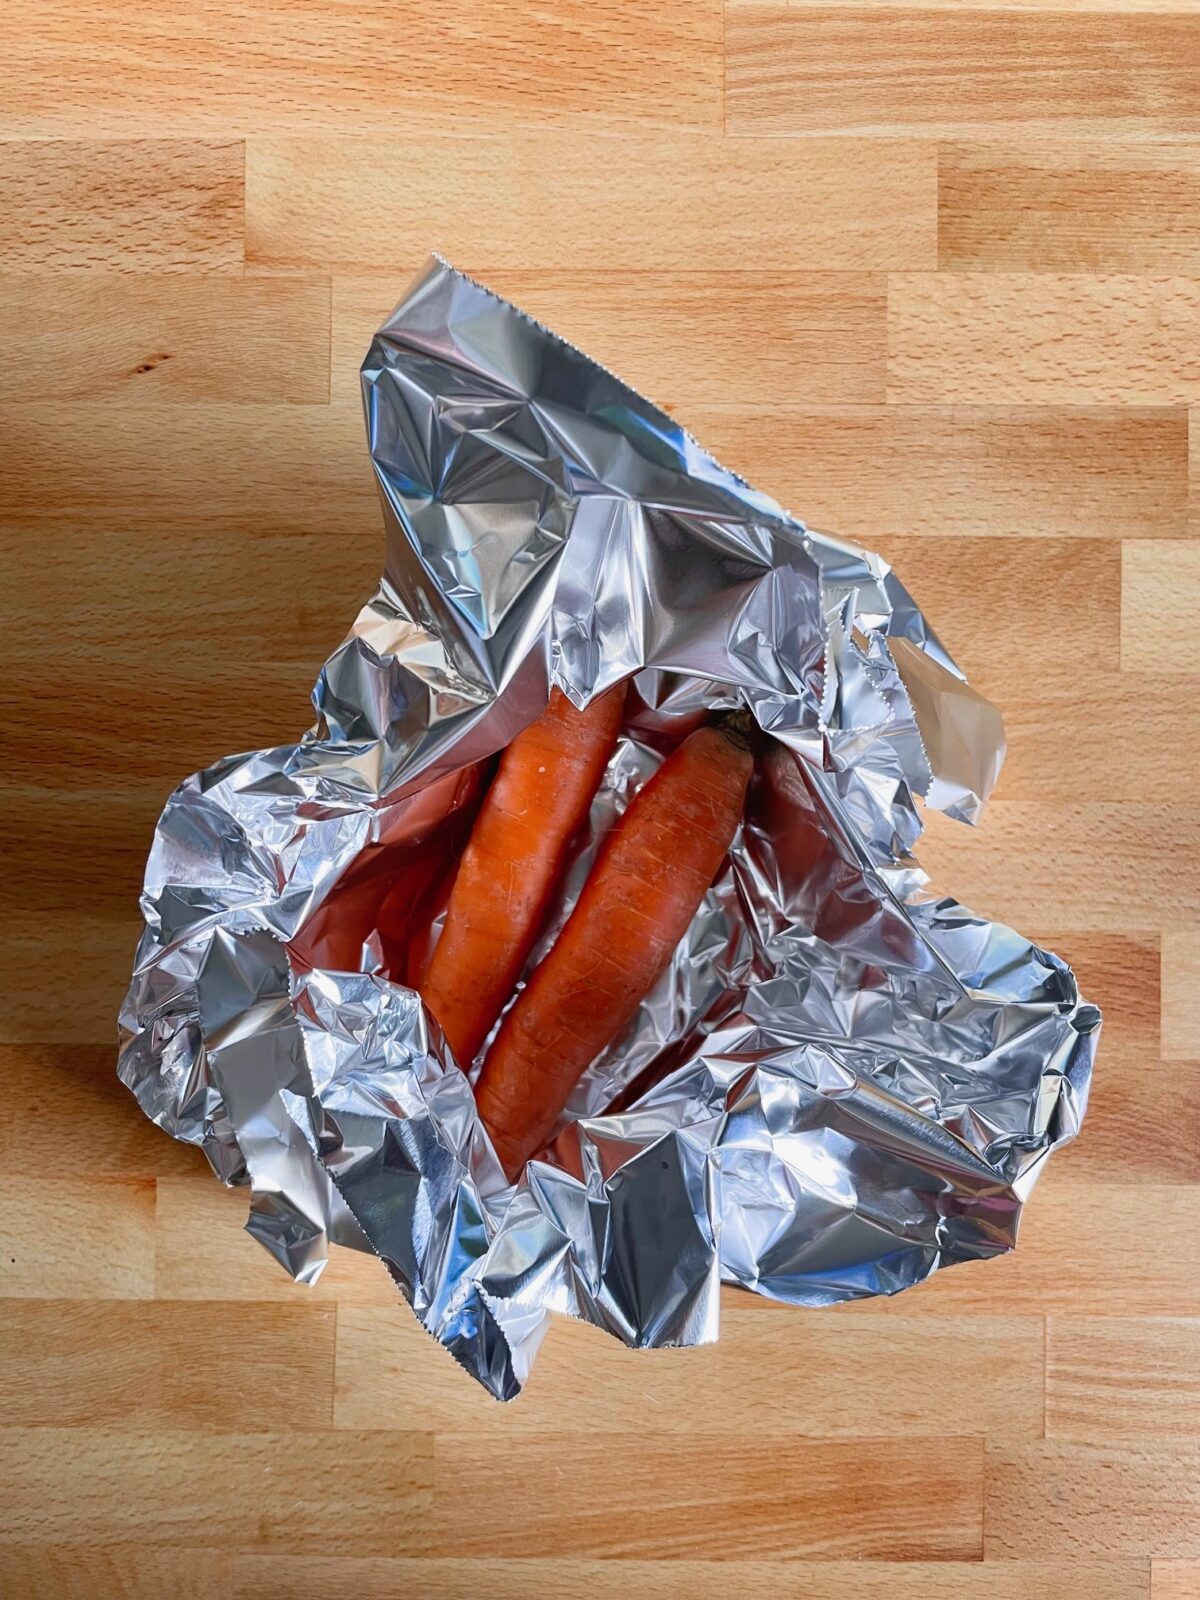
[129,352,172,376]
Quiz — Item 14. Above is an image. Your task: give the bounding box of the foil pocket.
[119,255,1099,1399]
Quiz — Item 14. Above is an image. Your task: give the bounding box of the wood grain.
[229,1557,1153,1600]
[0,275,331,404]
[2,0,721,137]
[970,676,1200,804]
[0,140,244,272]
[690,405,1189,541]
[0,914,145,1046]
[986,1440,1200,1558]
[728,0,1200,10]
[0,1548,233,1600]
[1161,932,1200,1062]
[939,143,1200,275]
[726,7,1200,139]
[1122,541,1200,671]
[0,1045,204,1178]
[916,801,1200,931]
[0,1179,155,1299]
[0,1301,337,1431]
[888,274,1200,405]
[1154,1564,1200,1600]
[247,135,937,273]
[0,1427,432,1551]
[1047,1318,1200,1439]
[878,536,1120,683]
[430,1433,984,1559]
[4,0,1200,1586]
[0,401,379,537]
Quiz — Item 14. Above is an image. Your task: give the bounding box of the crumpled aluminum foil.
[119,256,1099,1398]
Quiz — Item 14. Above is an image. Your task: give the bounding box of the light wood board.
[2,3,1199,1594]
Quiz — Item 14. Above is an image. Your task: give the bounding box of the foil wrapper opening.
[119,256,1099,1398]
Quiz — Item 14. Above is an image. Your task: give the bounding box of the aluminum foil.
[119,256,1099,1399]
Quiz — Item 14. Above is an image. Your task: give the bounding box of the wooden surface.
[2,2,1199,1595]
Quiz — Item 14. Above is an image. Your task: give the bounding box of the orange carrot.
[474,717,754,1178]
[421,683,627,1067]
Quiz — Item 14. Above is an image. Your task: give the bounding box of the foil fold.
[119,256,1098,1398]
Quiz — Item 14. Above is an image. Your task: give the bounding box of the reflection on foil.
[119,257,1098,1398]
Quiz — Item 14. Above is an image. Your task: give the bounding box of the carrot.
[474,717,754,1179]
[421,683,627,1067]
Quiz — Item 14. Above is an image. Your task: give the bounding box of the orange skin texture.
[421,683,627,1068]
[475,721,754,1179]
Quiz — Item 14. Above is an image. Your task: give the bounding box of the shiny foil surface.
[119,256,1099,1398]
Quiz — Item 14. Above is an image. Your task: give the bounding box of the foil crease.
[119,256,1098,1398]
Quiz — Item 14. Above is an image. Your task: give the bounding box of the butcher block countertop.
[3,3,1200,1596]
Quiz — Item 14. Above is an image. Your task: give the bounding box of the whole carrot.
[474,717,754,1179]
[421,683,627,1067]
